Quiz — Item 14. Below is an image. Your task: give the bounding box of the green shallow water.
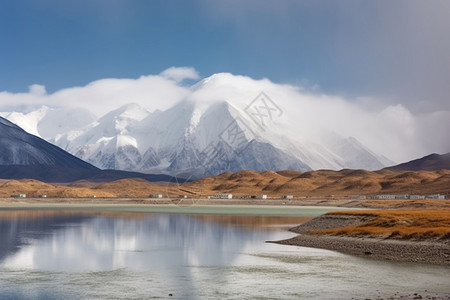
[0,204,356,216]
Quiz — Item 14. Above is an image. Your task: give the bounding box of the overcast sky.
[1,0,449,112]
[1,1,449,162]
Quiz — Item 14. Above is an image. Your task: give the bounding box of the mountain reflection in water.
[0,210,303,272]
[0,209,448,299]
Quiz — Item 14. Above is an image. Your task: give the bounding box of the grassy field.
[310,209,450,239]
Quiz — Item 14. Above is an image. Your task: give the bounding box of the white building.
[14,194,26,198]
[150,194,164,198]
[257,195,267,199]
[210,194,233,199]
[348,195,367,200]
[427,194,445,200]
[283,195,294,199]
[11,194,26,198]
[409,195,425,200]
[375,195,396,200]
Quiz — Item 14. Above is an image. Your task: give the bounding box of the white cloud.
[1,68,449,163]
[28,84,47,96]
[0,69,192,117]
[160,66,200,82]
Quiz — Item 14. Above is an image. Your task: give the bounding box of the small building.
[39,194,47,198]
[348,195,367,200]
[283,195,294,199]
[210,194,233,199]
[150,194,164,198]
[427,194,445,200]
[375,195,396,200]
[409,195,425,200]
[11,194,26,198]
[395,194,409,200]
[257,195,267,199]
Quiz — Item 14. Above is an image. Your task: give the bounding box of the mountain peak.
[99,103,149,122]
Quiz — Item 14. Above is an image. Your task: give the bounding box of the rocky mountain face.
[2,74,393,178]
[49,100,389,178]
[0,116,175,182]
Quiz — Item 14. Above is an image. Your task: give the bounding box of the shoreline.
[274,234,450,266]
[1,197,449,209]
[273,213,450,266]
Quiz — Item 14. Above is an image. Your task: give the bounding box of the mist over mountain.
[1,74,394,178]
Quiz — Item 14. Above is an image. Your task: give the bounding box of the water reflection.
[0,211,93,263]
[0,209,448,299]
[0,210,299,272]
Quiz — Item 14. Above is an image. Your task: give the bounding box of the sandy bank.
[1,197,449,209]
[274,214,450,266]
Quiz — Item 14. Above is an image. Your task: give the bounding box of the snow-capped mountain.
[0,116,176,182]
[0,115,98,172]
[52,101,389,177]
[2,73,393,177]
[55,103,152,171]
[0,106,96,140]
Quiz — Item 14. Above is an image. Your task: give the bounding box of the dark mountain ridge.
[0,117,176,182]
[385,152,450,171]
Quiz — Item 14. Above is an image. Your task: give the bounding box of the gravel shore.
[273,214,450,266]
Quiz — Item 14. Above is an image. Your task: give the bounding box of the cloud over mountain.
[1,68,449,164]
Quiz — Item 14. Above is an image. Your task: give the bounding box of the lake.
[0,206,448,299]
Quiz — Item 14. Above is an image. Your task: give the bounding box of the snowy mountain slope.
[1,106,96,139]
[55,103,153,171]
[0,116,97,169]
[51,99,389,177]
[2,73,394,177]
[0,116,178,182]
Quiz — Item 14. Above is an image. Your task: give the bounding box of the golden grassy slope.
[311,209,450,239]
[1,169,449,198]
[181,169,450,197]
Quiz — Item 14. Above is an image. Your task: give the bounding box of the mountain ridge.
[0,116,178,182]
[2,74,394,176]
[385,152,450,171]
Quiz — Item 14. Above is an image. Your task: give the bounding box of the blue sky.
[1,0,450,112]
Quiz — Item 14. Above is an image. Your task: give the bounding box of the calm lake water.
[0,206,448,299]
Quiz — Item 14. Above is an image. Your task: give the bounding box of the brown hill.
[1,169,449,199]
[178,169,450,198]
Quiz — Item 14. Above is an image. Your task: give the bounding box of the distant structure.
[367,194,444,200]
[150,194,164,198]
[39,194,47,198]
[283,195,294,199]
[374,195,396,200]
[348,195,367,200]
[210,194,233,199]
[257,195,267,199]
[409,195,425,200]
[11,194,26,198]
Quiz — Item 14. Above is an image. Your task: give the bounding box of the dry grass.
[1,169,450,199]
[311,209,450,239]
[182,169,450,197]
